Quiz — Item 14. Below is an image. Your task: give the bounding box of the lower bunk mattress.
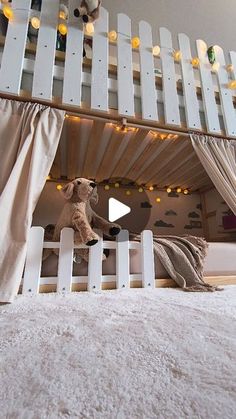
[41,242,236,279]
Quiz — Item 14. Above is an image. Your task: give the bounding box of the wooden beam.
[96,130,126,182]
[82,120,106,178]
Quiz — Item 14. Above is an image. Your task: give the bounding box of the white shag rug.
[0,286,236,419]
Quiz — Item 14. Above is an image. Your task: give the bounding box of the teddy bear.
[52,178,121,262]
[74,0,101,23]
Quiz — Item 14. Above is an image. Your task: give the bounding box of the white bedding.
[41,242,236,278]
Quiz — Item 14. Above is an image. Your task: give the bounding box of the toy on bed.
[52,177,121,262]
[74,0,101,23]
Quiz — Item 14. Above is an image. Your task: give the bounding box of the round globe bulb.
[126,190,131,196]
[57,184,63,190]
[176,187,182,193]
[58,23,67,35]
[191,57,200,67]
[167,187,172,193]
[31,17,40,30]
[59,10,66,20]
[131,37,140,49]
[138,187,144,193]
[85,22,94,35]
[114,182,120,188]
[156,197,161,203]
[183,189,189,195]
[3,5,13,20]
[152,45,160,56]
[173,50,182,62]
[108,30,117,42]
[104,185,110,191]
[149,186,154,191]
[228,80,236,90]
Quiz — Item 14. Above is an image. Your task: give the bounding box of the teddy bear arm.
[92,213,121,236]
[72,212,98,244]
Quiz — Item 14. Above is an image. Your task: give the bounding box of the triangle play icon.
[108,198,131,222]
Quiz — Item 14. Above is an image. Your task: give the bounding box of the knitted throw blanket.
[130,234,223,292]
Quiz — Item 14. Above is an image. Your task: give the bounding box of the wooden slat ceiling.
[50,117,213,192]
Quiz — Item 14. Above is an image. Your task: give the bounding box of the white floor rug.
[0,286,236,419]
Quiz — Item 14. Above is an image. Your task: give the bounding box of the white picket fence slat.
[160,27,181,126]
[116,229,130,289]
[139,21,158,122]
[117,13,135,117]
[21,227,155,294]
[91,7,109,111]
[32,0,60,100]
[141,230,155,288]
[214,46,236,138]
[0,0,31,94]
[62,0,84,106]
[178,33,201,130]
[57,228,74,292]
[196,40,221,134]
[22,227,44,294]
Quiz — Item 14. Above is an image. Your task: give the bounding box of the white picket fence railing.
[21,227,155,294]
[0,0,236,137]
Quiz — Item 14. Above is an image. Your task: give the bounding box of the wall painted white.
[102,0,236,52]
[33,182,204,237]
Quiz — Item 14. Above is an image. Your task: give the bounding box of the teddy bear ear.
[61,182,75,200]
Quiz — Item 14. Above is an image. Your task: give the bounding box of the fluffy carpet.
[0,286,236,419]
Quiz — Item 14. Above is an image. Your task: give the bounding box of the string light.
[138,187,144,193]
[58,23,67,36]
[126,190,131,196]
[166,187,172,193]
[114,182,120,188]
[56,184,63,190]
[226,64,234,72]
[228,80,236,89]
[149,186,154,191]
[131,37,140,49]
[104,185,110,191]
[156,197,161,203]
[3,5,13,20]
[191,57,200,67]
[173,50,182,62]
[31,17,40,30]
[108,30,117,42]
[152,45,160,56]
[183,189,189,195]
[85,22,94,35]
[176,187,182,193]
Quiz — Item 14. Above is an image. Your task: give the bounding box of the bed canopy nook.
[0,0,236,302]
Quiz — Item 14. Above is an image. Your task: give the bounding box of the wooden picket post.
[22,227,44,295]
[116,230,130,289]
[141,230,155,288]
[57,228,74,292]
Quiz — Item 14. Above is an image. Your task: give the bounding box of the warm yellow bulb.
[226,64,234,72]
[57,184,63,190]
[156,197,161,203]
[167,187,172,193]
[173,50,182,62]
[3,5,13,20]
[131,37,140,49]
[58,23,67,35]
[152,45,160,56]
[46,175,51,181]
[31,17,40,30]
[138,187,144,193]
[115,182,120,188]
[191,57,200,67]
[183,189,189,195]
[228,80,236,89]
[59,10,66,20]
[126,190,131,196]
[149,186,154,191]
[176,187,182,193]
[108,30,117,42]
[104,185,110,190]
[85,22,94,35]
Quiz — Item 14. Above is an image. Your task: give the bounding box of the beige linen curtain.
[0,99,65,302]
[190,133,236,215]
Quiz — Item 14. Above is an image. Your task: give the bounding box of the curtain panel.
[190,133,236,215]
[0,98,65,302]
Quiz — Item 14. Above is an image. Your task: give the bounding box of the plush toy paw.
[82,14,89,22]
[74,8,80,17]
[109,226,121,236]
[103,249,110,258]
[86,239,98,246]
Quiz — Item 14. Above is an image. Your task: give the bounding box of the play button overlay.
[109,198,131,222]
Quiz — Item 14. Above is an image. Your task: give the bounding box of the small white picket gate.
[0,0,236,137]
[21,227,155,294]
